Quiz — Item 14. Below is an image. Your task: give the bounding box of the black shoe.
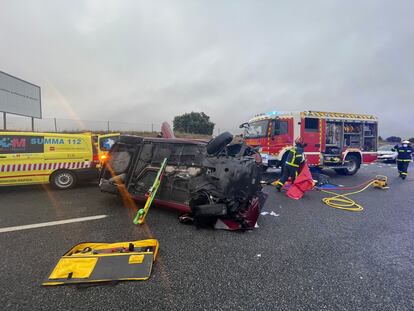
[402,176,406,180]
[276,186,281,192]
[178,214,194,224]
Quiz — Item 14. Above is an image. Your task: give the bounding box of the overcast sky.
[1,0,413,137]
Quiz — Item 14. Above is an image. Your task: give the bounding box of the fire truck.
[241,111,378,175]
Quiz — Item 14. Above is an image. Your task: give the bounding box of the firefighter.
[274,137,306,192]
[392,140,413,179]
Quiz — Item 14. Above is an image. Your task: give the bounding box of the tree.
[386,136,401,143]
[173,112,215,135]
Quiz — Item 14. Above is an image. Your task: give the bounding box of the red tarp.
[286,163,314,200]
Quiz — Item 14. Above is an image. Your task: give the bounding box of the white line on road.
[0,215,108,233]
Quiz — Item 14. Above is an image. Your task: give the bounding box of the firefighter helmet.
[295,137,305,146]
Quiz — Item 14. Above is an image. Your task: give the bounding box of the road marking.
[0,215,108,233]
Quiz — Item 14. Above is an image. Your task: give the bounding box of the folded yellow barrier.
[43,239,159,286]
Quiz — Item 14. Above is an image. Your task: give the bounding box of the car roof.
[120,135,207,145]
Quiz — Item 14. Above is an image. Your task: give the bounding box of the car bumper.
[260,153,279,166]
[377,156,396,161]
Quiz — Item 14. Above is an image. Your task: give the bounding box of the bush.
[173,112,215,135]
[386,136,401,143]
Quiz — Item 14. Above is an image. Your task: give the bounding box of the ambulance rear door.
[98,134,120,161]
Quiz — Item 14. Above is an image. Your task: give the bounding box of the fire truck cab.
[241,111,378,175]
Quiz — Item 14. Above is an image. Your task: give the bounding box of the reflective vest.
[286,146,305,168]
[392,145,413,161]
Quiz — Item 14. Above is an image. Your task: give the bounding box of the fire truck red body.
[242,111,378,175]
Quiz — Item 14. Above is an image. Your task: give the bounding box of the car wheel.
[206,132,233,155]
[51,170,76,189]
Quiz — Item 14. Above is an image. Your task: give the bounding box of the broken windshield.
[244,120,269,138]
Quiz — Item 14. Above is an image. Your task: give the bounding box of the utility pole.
[107,120,110,133]
[2,112,6,130]
[151,123,154,132]
[54,118,57,132]
[31,117,35,131]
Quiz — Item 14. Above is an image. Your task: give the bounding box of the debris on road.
[260,211,279,217]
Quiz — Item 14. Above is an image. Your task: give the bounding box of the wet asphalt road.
[0,162,413,311]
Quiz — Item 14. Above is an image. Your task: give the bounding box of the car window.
[108,143,135,174]
[304,118,319,132]
[244,120,269,138]
[99,136,118,151]
[134,170,157,194]
[378,145,393,151]
[152,143,173,164]
[0,135,44,154]
[272,120,288,136]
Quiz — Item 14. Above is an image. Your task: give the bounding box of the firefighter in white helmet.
[391,140,413,179]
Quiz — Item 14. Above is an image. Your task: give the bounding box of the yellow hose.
[319,175,388,212]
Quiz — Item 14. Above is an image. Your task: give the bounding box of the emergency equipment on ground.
[271,164,388,211]
[317,175,388,211]
[43,239,159,286]
[391,140,413,179]
[242,111,378,175]
[286,163,314,200]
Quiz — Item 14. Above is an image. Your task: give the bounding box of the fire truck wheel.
[335,155,360,175]
[50,170,77,189]
[206,132,233,155]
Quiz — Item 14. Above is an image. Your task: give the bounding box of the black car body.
[99,133,267,229]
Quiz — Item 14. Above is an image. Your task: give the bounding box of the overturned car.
[99,132,267,230]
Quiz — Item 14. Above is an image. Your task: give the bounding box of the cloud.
[0,0,413,137]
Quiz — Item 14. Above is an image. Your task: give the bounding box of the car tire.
[206,132,233,155]
[51,170,76,189]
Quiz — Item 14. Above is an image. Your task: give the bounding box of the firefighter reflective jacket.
[285,146,305,168]
[392,144,414,161]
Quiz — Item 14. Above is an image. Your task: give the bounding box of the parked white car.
[377,144,398,162]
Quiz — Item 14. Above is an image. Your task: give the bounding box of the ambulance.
[0,132,100,189]
[241,111,378,175]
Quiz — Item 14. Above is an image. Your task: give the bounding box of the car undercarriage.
[99,132,267,230]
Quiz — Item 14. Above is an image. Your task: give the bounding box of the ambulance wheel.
[51,170,77,189]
